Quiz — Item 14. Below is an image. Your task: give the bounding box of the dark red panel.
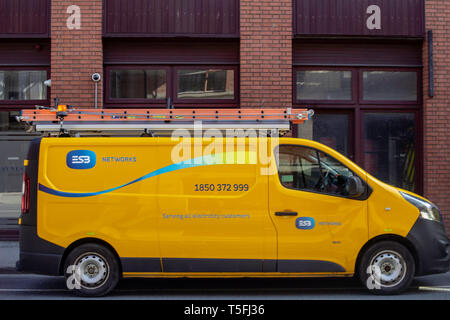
[0,0,49,37]
[293,39,422,67]
[104,0,239,37]
[104,38,239,65]
[294,0,425,38]
[0,39,50,66]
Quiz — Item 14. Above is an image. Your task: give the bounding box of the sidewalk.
[0,241,19,273]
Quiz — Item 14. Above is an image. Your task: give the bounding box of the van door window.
[278,145,321,191]
[277,145,358,197]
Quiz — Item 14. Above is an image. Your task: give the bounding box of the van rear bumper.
[17,251,62,276]
[407,218,450,276]
[17,225,64,276]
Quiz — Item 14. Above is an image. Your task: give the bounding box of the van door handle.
[275,211,298,217]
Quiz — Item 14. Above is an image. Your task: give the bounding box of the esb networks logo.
[67,150,96,169]
[296,217,315,230]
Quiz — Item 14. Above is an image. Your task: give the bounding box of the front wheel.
[359,241,415,295]
[64,243,120,297]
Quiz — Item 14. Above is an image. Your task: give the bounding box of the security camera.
[91,73,102,82]
[44,79,52,87]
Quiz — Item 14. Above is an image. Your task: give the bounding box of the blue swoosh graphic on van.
[38,152,255,198]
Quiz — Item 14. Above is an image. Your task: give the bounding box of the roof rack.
[18,106,314,137]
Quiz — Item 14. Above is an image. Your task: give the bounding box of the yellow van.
[17,136,449,296]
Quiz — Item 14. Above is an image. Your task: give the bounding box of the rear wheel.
[359,241,415,295]
[64,243,120,297]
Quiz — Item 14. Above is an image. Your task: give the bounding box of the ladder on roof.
[18,106,314,137]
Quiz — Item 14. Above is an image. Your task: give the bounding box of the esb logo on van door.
[296,217,315,230]
[67,150,96,169]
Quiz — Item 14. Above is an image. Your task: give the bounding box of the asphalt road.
[1,272,450,300]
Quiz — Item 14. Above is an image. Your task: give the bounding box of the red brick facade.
[240,0,292,108]
[51,0,103,108]
[423,1,450,230]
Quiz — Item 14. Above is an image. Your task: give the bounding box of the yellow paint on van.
[35,137,420,276]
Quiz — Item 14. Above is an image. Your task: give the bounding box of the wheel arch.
[355,234,420,277]
[58,238,123,277]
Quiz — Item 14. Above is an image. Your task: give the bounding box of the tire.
[64,243,120,297]
[358,241,415,295]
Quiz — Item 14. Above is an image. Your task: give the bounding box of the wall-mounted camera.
[91,73,102,82]
[91,73,102,109]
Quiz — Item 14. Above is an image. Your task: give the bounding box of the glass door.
[297,111,354,160]
[362,111,417,192]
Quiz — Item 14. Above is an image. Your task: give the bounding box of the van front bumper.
[17,225,64,276]
[407,218,450,276]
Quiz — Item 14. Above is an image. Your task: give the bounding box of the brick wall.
[422,1,450,231]
[240,0,292,108]
[51,0,103,108]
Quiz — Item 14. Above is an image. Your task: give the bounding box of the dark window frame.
[0,66,50,109]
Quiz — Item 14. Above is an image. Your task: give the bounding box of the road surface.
[0,273,450,300]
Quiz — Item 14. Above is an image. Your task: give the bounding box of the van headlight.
[401,192,442,223]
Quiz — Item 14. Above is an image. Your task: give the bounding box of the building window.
[362,71,418,102]
[296,70,352,102]
[106,66,238,106]
[0,70,47,101]
[177,69,235,100]
[109,69,167,100]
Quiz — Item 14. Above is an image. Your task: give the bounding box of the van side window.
[277,145,357,197]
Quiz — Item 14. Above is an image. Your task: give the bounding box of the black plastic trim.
[17,138,66,276]
[17,225,65,275]
[276,259,346,273]
[121,258,162,273]
[162,258,264,273]
[406,218,450,276]
[121,258,345,273]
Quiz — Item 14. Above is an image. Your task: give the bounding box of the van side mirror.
[347,176,365,198]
